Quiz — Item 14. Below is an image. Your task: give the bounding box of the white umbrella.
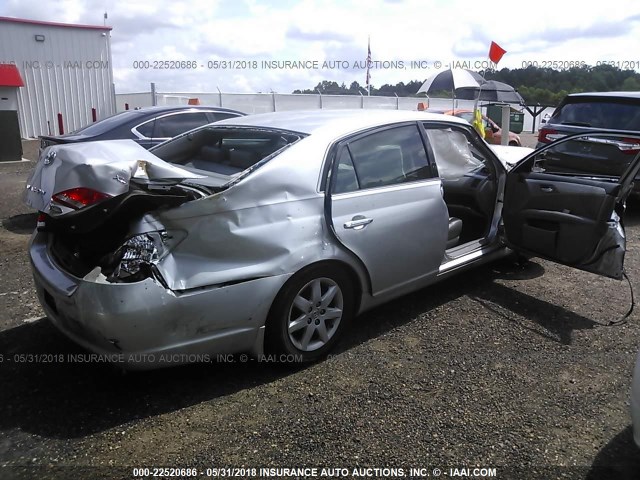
[416,69,485,95]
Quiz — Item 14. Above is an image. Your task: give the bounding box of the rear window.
[550,97,640,131]
[151,126,305,181]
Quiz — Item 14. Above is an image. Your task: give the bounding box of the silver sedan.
[24,110,640,369]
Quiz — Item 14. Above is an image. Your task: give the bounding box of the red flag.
[488,41,506,64]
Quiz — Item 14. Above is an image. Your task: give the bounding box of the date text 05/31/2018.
[130,60,434,70]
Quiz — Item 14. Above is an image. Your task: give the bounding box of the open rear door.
[503,132,640,279]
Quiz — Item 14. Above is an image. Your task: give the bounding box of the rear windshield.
[550,98,640,131]
[150,125,305,185]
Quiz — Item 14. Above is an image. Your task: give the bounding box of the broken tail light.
[103,230,186,283]
[51,187,111,210]
[117,234,160,278]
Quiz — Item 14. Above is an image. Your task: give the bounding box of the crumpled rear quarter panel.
[151,139,360,291]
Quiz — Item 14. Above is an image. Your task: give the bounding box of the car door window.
[210,112,240,122]
[532,133,640,178]
[423,126,493,179]
[135,120,155,138]
[154,113,210,137]
[422,124,499,241]
[333,148,359,194]
[338,124,431,192]
[136,112,211,139]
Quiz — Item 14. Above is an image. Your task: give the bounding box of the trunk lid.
[25,140,204,215]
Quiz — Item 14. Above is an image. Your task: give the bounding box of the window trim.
[131,110,240,140]
[331,178,441,199]
[323,121,438,194]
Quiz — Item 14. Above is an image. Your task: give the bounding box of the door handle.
[540,185,554,192]
[344,216,373,230]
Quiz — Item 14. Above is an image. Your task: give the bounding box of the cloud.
[4,0,640,95]
[537,18,638,44]
[286,26,353,43]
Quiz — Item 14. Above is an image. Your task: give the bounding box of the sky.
[2,0,640,95]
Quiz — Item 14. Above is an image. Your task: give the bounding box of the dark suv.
[537,92,640,179]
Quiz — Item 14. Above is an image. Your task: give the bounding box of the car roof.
[124,105,243,115]
[213,109,468,135]
[565,91,640,99]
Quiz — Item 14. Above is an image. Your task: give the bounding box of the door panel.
[328,123,449,295]
[332,184,448,294]
[503,172,617,265]
[504,132,640,279]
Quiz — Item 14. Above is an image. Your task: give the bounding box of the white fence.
[115,91,555,133]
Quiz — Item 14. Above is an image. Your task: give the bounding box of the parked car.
[39,105,244,152]
[632,348,640,448]
[429,108,521,146]
[24,110,640,369]
[537,92,640,187]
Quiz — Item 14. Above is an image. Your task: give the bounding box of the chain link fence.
[115,90,555,132]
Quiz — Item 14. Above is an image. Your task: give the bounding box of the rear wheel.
[265,264,354,362]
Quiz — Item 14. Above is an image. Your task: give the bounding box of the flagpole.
[366,36,371,96]
[473,69,487,114]
[474,58,490,113]
[452,79,455,111]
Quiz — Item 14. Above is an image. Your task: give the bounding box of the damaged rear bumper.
[30,231,290,370]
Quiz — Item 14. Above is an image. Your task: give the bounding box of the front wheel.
[265,264,355,362]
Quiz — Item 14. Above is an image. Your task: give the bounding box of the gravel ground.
[519,133,538,148]
[0,140,639,480]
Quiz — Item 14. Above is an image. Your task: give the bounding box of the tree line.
[292,65,640,106]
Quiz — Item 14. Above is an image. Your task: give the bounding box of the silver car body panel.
[331,180,448,295]
[30,231,287,369]
[24,140,205,215]
[25,110,540,368]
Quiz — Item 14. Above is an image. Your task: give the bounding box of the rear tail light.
[538,128,565,143]
[618,137,640,155]
[51,187,111,210]
[37,213,47,231]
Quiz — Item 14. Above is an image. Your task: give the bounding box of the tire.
[509,141,519,146]
[265,263,355,362]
